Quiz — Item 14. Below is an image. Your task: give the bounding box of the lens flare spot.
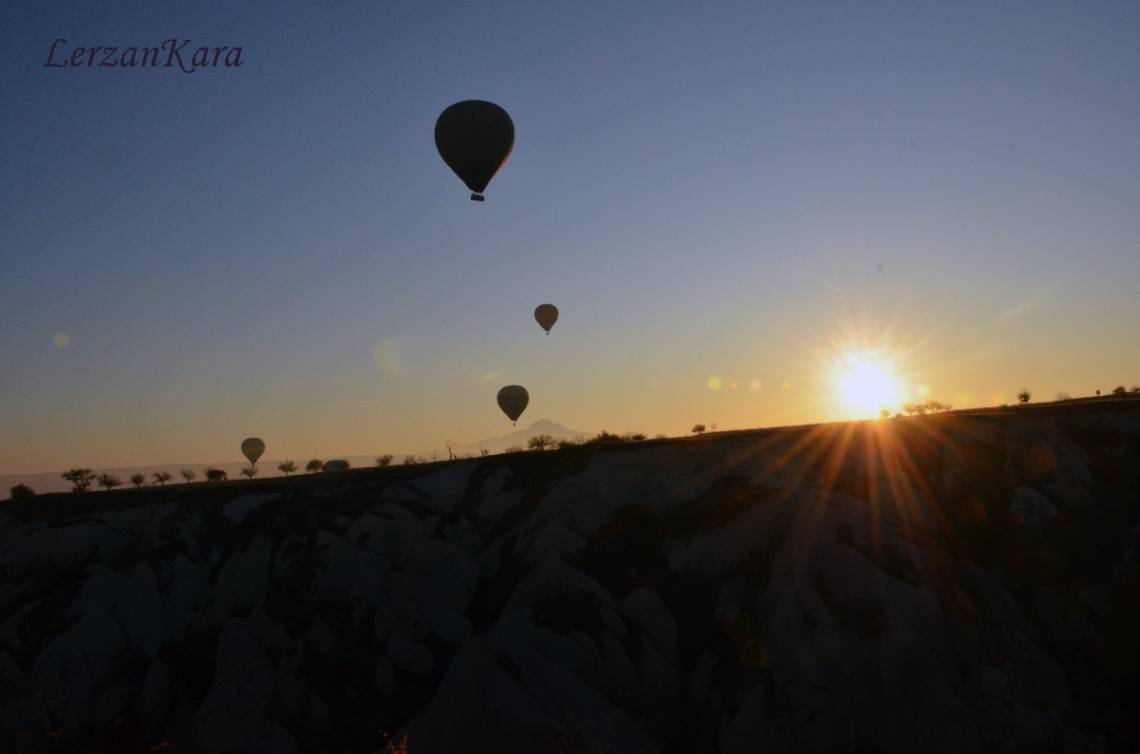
[842,361,894,412]
[708,376,722,391]
[53,333,70,348]
[783,382,792,390]
[915,384,932,397]
[373,338,403,376]
[749,379,762,391]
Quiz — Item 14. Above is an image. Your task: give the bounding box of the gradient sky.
[2,1,1139,474]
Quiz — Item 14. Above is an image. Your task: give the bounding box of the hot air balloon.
[241,438,265,465]
[435,101,514,201]
[534,304,558,335]
[497,385,529,425]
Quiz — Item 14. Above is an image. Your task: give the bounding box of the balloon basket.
[470,193,485,201]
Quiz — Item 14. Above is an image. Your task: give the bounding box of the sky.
[2,1,1139,475]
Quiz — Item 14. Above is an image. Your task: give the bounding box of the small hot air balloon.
[534,304,558,335]
[497,385,529,425]
[435,101,514,201]
[241,437,265,465]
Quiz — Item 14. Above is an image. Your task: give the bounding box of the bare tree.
[62,468,97,492]
[403,455,423,465]
[277,460,297,476]
[130,473,146,489]
[691,424,706,434]
[479,444,489,457]
[1017,389,1032,404]
[1055,391,1071,401]
[922,400,952,414]
[375,454,393,467]
[153,471,174,486]
[305,459,323,473]
[710,422,718,431]
[180,468,197,484]
[204,467,227,483]
[240,465,258,479]
[527,434,554,451]
[97,473,123,491]
[444,441,458,460]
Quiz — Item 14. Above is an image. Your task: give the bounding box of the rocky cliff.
[3,401,1139,753]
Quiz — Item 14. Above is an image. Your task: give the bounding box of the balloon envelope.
[435,101,514,195]
[496,385,529,423]
[534,304,558,334]
[241,437,265,465]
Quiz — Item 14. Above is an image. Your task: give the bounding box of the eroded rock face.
[1,405,1138,753]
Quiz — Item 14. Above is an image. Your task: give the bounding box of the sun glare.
[842,361,894,413]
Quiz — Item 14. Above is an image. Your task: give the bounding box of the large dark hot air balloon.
[435,101,514,201]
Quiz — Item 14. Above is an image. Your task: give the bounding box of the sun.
[841,360,894,413]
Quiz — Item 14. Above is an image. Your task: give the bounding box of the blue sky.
[2,1,1139,473]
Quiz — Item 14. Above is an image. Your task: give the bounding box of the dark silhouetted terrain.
[2,400,1139,753]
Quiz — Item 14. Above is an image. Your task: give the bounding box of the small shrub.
[130,473,146,488]
[305,459,323,473]
[1131,385,1140,393]
[691,423,706,435]
[375,454,394,467]
[204,467,227,483]
[97,473,123,491]
[502,445,524,454]
[180,468,196,484]
[153,471,173,486]
[1017,389,1032,404]
[403,455,423,465]
[1055,391,1071,401]
[1112,385,1126,395]
[240,465,258,479]
[9,484,35,500]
